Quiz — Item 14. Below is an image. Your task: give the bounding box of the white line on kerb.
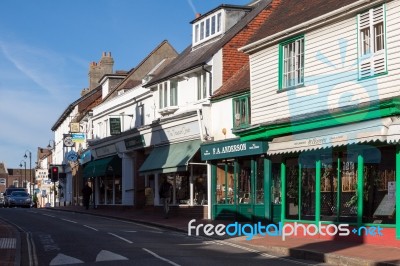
[142,248,181,266]
[108,233,133,244]
[61,219,77,224]
[83,225,98,231]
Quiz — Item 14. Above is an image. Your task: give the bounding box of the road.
[0,208,326,265]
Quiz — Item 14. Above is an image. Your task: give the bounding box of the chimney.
[88,52,114,91]
[195,13,201,18]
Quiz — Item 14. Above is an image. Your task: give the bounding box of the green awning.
[83,155,121,178]
[139,140,201,174]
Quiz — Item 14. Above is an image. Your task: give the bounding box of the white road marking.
[42,214,56,218]
[217,240,312,266]
[124,230,137,233]
[96,250,128,262]
[83,225,98,231]
[61,218,77,224]
[49,253,84,265]
[0,238,16,249]
[142,248,181,266]
[108,233,133,244]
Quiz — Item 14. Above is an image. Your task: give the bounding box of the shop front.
[201,138,270,222]
[83,153,122,206]
[139,139,207,208]
[238,116,400,245]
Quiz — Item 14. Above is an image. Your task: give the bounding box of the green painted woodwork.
[265,159,272,222]
[315,160,321,224]
[336,157,341,222]
[211,164,217,220]
[236,98,400,141]
[396,145,400,239]
[357,154,364,226]
[281,162,286,223]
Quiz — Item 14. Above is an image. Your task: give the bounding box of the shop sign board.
[124,135,145,150]
[95,144,117,158]
[110,117,121,135]
[71,133,85,143]
[201,138,267,160]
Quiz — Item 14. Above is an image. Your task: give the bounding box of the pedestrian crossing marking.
[0,238,16,249]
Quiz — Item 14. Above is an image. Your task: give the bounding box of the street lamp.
[47,140,55,150]
[19,160,26,188]
[24,150,32,195]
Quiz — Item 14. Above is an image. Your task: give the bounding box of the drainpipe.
[197,109,204,141]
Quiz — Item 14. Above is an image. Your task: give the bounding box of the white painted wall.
[249,1,400,125]
[210,99,235,141]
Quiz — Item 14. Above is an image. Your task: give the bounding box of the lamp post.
[19,160,26,188]
[24,150,32,195]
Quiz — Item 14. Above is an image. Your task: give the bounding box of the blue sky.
[0,0,250,169]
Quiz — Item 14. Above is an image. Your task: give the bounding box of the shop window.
[255,158,264,204]
[339,153,358,223]
[285,158,299,219]
[237,160,251,204]
[216,163,235,204]
[272,164,281,204]
[176,175,189,204]
[192,163,208,205]
[320,158,338,221]
[363,146,395,224]
[300,163,316,221]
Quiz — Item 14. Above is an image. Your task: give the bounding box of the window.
[137,104,144,127]
[358,5,386,79]
[232,95,250,128]
[196,71,209,100]
[193,11,223,46]
[170,80,178,106]
[158,81,179,113]
[279,36,304,89]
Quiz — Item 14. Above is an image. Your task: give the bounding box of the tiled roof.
[247,0,358,46]
[145,0,272,87]
[212,63,250,100]
[102,40,178,102]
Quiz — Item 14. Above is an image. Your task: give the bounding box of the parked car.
[0,192,4,207]
[7,191,32,208]
[4,187,27,207]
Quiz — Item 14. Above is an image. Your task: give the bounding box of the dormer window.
[193,11,223,46]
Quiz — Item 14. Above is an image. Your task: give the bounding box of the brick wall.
[222,0,281,83]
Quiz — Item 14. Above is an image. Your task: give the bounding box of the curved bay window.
[282,145,396,226]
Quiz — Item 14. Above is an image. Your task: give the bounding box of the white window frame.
[280,36,304,89]
[196,71,209,101]
[158,80,178,109]
[192,10,224,46]
[358,4,386,79]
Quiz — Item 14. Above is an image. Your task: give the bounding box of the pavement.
[1,205,400,266]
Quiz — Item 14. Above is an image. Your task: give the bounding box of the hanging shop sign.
[201,138,267,160]
[63,134,74,147]
[110,117,121,135]
[70,122,80,133]
[66,150,79,162]
[72,133,85,143]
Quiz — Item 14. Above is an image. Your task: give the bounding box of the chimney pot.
[196,13,201,18]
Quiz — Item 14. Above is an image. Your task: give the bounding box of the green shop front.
[235,101,400,245]
[201,138,278,222]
